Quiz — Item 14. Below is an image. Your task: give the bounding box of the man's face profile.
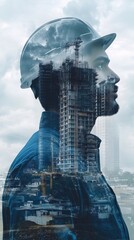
[58,40,120,116]
[20,17,120,117]
[86,45,120,116]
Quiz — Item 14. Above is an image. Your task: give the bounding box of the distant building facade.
[96,117,120,176]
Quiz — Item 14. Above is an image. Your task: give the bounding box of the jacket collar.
[39,111,59,132]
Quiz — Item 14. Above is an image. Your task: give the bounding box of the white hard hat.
[20,17,116,89]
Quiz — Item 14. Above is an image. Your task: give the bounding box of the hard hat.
[20,17,116,89]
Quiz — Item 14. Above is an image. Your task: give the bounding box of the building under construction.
[38,60,100,174]
[37,37,102,174]
[58,59,99,173]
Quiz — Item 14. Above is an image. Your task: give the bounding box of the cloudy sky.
[0,0,134,172]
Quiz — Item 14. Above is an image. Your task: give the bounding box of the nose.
[107,68,120,84]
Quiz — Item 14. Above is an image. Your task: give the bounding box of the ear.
[30,78,39,99]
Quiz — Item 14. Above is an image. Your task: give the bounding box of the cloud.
[63,0,99,28]
[0,0,134,174]
[0,0,72,172]
[85,0,134,171]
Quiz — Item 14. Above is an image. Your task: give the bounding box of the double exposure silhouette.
[2,17,129,240]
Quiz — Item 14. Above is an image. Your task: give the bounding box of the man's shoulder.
[9,131,39,174]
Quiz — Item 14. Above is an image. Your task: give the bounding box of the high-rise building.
[95,117,120,176]
[58,59,100,173]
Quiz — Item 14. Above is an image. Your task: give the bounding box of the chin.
[98,100,119,116]
[105,101,119,116]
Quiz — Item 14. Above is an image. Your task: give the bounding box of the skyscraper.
[95,117,120,176]
[58,59,100,173]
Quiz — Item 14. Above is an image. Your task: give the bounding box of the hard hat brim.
[89,33,116,50]
[20,33,116,89]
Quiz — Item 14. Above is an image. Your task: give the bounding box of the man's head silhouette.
[20,17,119,116]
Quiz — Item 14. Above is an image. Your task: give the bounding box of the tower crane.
[65,37,83,67]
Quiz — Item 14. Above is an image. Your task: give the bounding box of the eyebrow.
[93,56,110,65]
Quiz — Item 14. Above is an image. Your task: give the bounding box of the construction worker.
[2,17,129,240]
